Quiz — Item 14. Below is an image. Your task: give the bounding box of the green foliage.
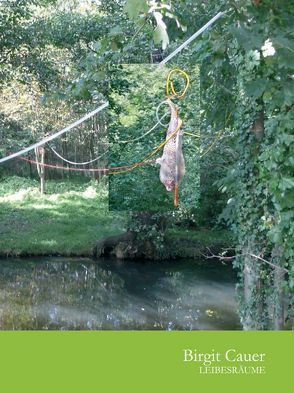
[124,0,186,50]
[108,64,200,212]
[0,0,293,329]
[168,227,234,246]
[199,0,294,329]
[124,0,149,19]
[0,176,39,196]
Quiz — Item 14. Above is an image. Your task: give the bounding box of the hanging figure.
[156,98,185,208]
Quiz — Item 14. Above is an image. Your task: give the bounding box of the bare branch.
[200,248,289,274]
[201,247,289,273]
[200,247,234,261]
[247,253,289,274]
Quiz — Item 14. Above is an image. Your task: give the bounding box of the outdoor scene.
[0,0,292,330]
[108,63,200,211]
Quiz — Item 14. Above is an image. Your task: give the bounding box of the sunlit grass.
[0,176,126,257]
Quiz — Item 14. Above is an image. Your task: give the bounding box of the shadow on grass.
[0,177,126,256]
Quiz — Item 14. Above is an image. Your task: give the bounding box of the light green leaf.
[245,79,267,100]
[124,0,149,19]
[153,11,169,50]
[109,26,123,37]
[279,177,294,191]
[277,48,294,69]
[280,190,294,209]
[230,26,263,51]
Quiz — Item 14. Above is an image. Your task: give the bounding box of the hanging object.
[156,69,190,208]
[0,11,226,165]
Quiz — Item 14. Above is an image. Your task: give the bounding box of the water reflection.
[0,258,241,330]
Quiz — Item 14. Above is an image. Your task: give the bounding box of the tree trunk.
[271,246,285,330]
[273,267,285,329]
[243,244,263,330]
[242,108,265,330]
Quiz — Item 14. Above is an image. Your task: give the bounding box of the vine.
[215,0,293,329]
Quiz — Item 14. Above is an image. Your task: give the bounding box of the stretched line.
[1,11,226,164]
[109,120,182,175]
[19,122,181,175]
[19,155,156,172]
[0,102,108,163]
[50,146,108,165]
[184,132,200,138]
[159,11,226,65]
[117,112,169,144]
[19,156,108,172]
[200,112,232,158]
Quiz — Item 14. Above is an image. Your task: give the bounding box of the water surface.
[0,257,241,330]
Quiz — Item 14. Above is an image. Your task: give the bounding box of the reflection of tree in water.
[0,260,126,330]
[0,259,241,330]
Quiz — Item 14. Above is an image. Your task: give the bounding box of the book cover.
[0,0,292,391]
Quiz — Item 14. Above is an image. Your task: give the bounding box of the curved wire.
[0,102,109,164]
[19,122,183,174]
[109,120,183,175]
[155,101,170,127]
[1,12,227,164]
[115,112,169,144]
[50,146,108,166]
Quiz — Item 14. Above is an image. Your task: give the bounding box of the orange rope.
[18,156,155,172]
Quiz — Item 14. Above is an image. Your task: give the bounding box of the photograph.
[108,63,200,212]
[0,1,293,389]
[0,0,294,393]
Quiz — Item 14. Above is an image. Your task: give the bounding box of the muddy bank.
[0,230,233,260]
[93,230,233,261]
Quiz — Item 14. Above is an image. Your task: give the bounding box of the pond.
[0,257,242,330]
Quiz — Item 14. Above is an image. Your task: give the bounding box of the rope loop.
[155,100,170,127]
[166,68,190,100]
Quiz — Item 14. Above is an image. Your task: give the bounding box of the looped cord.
[155,101,170,127]
[166,68,190,100]
[50,146,108,166]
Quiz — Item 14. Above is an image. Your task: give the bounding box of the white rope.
[159,11,226,65]
[50,146,108,166]
[116,112,169,144]
[156,101,170,127]
[0,102,108,163]
[0,11,226,164]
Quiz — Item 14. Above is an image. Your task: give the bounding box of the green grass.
[0,176,233,258]
[0,176,126,257]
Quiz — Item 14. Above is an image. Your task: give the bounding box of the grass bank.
[0,177,126,257]
[0,177,233,258]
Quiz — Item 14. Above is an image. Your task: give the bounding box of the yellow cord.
[200,112,232,158]
[166,68,190,100]
[110,120,183,175]
[184,131,200,138]
[110,68,190,178]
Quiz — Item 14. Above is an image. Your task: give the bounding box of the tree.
[1,0,292,328]
[125,0,293,328]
